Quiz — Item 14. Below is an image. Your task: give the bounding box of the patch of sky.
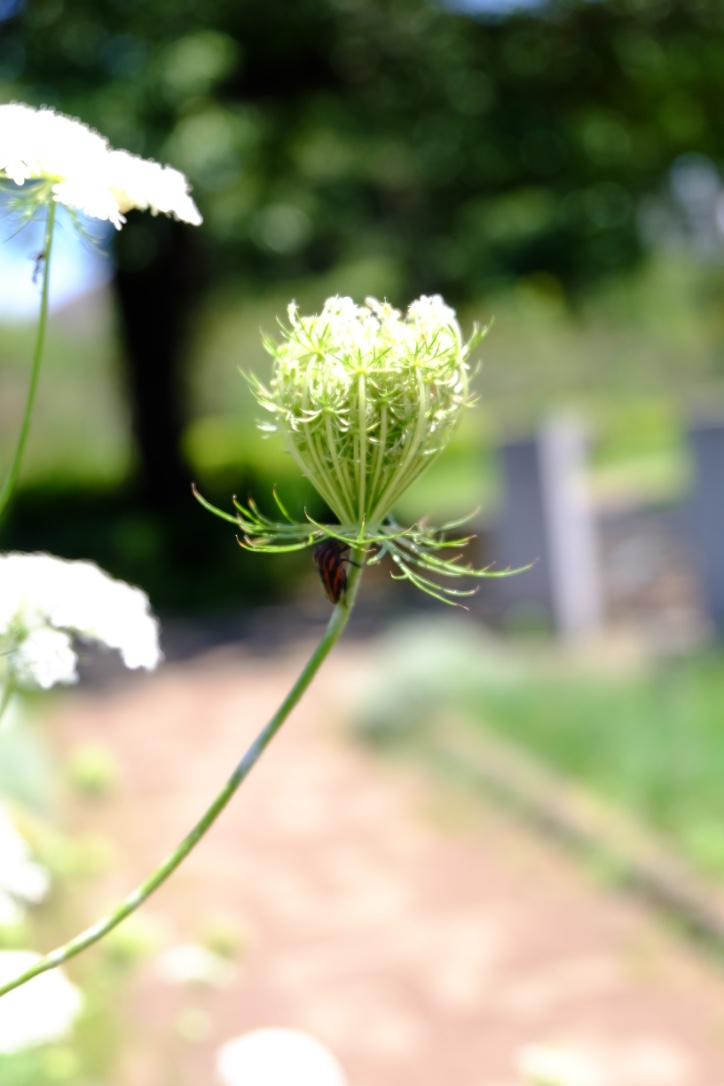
[0,0,22,24]
[0,197,114,321]
[440,0,548,17]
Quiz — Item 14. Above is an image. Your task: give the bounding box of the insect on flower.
[313,539,353,605]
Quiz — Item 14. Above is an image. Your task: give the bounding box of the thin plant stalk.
[0,555,364,998]
[0,201,56,520]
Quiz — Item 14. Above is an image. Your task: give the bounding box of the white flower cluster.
[0,803,49,925]
[285,293,462,374]
[0,950,82,1053]
[0,552,162,691]
[0,102,202,229]
[258,293,477,526]
[216,1028,348,1086]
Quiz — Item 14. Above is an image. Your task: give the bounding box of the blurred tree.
[3,0,724,499]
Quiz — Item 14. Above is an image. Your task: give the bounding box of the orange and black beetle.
[313,538,353,604]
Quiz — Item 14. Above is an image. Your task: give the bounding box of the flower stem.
[0,202,56,521]
[0,557,364,998]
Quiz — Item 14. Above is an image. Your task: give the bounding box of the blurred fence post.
[686,418,724,636]
[494,416,603,638]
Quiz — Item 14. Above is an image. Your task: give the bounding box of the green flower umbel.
[255,295,475,526]
[196,294,516,605]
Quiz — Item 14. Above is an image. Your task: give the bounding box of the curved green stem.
[0,559,364,999]
[0,202,57,521]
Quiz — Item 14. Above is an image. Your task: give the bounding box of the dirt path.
[49,640,724,1085]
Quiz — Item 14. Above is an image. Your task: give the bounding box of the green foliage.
[5,0,724,516]
[65,746,118,800]
[0,715,56,814]
[463,650,724,878]
[4,247,721,612]
[0,314,129,492]
[4,0,724,297]
[353,620,724,880]
[0,1047,82,1086]
[0,734,129,1082]
[1,482,315,615]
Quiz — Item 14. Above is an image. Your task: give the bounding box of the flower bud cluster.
[255,295,482,527]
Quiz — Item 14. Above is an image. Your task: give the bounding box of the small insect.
[313,538,353,605]
[32,250,46,286]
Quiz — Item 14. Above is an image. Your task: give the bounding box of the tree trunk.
[114,219,207,508]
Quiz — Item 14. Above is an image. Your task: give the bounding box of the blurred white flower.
[0,950,83,1052]
[0,804,49,924]
[9,626,77,690]
[215,1028,348,1086]
[107,149,202,224]
[0,102,202,229]
[0,552,162,691]
[519,1043,604,1086]
[156,943,235,988]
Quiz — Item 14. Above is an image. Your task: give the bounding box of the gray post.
[686,419,724,635]
[494,416,603,638]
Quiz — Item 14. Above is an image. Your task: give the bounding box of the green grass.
[463,650,724,879]
[352,620,724,882]
[0,304,130,489]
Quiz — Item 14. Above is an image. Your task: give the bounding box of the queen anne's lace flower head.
[197,292,530,605]
[195,293,507,606]
[0,552,163,691]
[254,294,480,526]
[0,102,202,229]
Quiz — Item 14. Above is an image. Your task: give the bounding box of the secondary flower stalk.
[0,199,55,520]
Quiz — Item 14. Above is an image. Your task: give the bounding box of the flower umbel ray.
[196,294,526,605]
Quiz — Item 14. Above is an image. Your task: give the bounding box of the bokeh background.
[3,0,724,1082]
[3,0,724,612]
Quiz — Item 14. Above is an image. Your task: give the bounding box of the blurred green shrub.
[351,620,724,881]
